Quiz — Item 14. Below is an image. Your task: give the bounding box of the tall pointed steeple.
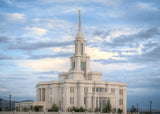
[76,10,84,39]
[79,10,81,31]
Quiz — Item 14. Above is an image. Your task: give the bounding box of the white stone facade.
[36,11,127,113]
[16,11,127,113]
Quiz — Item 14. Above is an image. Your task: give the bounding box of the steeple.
[79,10,81,31]
[76,10,84,39]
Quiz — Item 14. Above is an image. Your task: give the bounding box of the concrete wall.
[0,111,126,114]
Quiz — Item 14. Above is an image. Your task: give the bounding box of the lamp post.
[137,104,138,114]
[150,101,152,114]
[9,95,11,111]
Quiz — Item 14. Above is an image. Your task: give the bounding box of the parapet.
[88,71,102,81]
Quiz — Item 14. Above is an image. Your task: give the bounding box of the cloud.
[0,36,9,43]
[2,0,13,4]
[18,58,70,72]
[8,40,73,50]
[28,52,72,59]
[25,27,48,36]
[6,13,26,22]
[0,88,7,92]
[104,27,160,48]
[0,54,13,60]
[137,2,159,11]
[91,61,146,73]
[86,47,125,60]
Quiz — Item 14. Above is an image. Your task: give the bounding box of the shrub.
[130,105,137,113]
[94,107,100,112]
[48,104,59,112]
[112,108,116,113]
[23,107,28,112]
[34,106,40,112]
[102,100,112,113]
[118,108,123,114]
[67,106,85,112]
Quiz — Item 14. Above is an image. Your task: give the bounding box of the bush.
[103,100,112,113]
[34,106,40,112]
[130,105,137,113]
[94,108,100,112]
[67,106,85,112]
[48,104,59,112]
[23,107,28,112]
[30,106,33,111]
[118,108,123,114]
[112,108,116,113]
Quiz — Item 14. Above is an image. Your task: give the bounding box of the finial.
[78,10,81,31]
[78,10,81,14]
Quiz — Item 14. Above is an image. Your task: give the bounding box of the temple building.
[16,11,127,113]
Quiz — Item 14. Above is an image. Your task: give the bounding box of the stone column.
[78,85,84,107]
[45,87,49,103]
[87,95,91,110]
[76,57,81,70]
[93,96,96,111]
[41,88,42,102]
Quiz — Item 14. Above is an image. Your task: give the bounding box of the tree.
[118,108,123,114]
[34,106,40,112]
[95,107,100,112]
[67,106,85,112]
[103,100,112,113]
[23,107,28,112]
[79,106,85,112]
[130,105,137,113]
[0,107,2,111]
[30,106,33,111]
[48,104,59,112]
[112,108,116,113]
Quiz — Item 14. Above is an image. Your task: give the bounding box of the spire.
[76,10,84,40]
[78,10,81,31]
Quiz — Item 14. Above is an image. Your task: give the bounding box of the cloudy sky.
[0,0,160,110]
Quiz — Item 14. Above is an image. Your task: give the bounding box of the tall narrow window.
[111,88,115,93]
[73,62,75,69]
[119,89,123,95]
[81,43,83,55]
[70,87,74,93]
[81,62,86,71]
[70,97,74,104]
[84,97,86,104]
[84,87,88,93]
[119,99,123,105]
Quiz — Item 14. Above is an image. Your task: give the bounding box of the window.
[81,62,86,71]
[119,99,123,105]
[42,88,45,101]
[84,87,88,93]
[70,97,74,104]
[73,62,75,69]
[111,88,115,93]
[119,89,123,95]
[70,87,74,93]
[96,88,105,92]
[92,88,95,92]
[84,97,86,104]
[81,62,86,76]
[61,88,63,94]
[81,43,83,55]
